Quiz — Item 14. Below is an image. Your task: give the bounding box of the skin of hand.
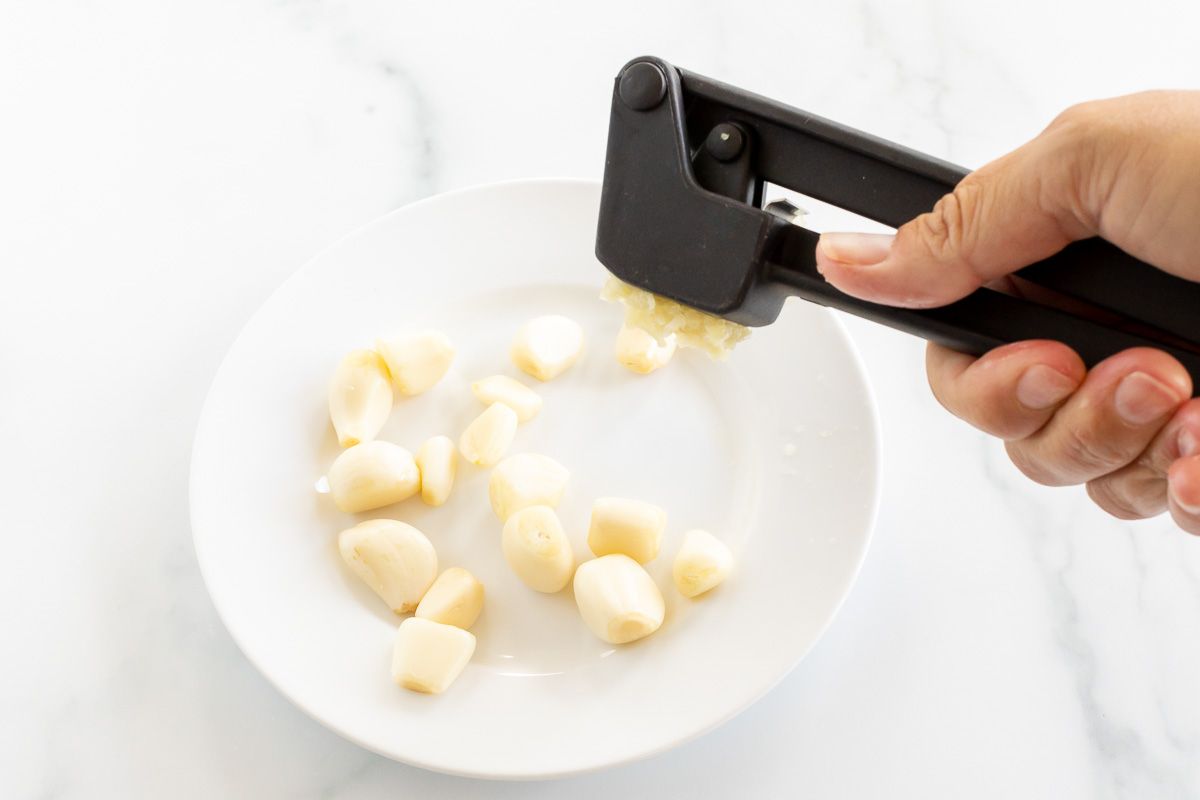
[814,91,1200,534]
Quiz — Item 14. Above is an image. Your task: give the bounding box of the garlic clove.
[586,496,667,564]
[415,435,458,507]
[392,617,475,694]
[488,453,569,521]
[471,375,543,422]
[459,402,518,467]
[510,315,584,381]
[501,505,575,593]
[415,567,484,629]
[573,554,665,644]
[338,519,437,613]
[328,349,393,448]
[375,330,455,396]
[328,441,420,513]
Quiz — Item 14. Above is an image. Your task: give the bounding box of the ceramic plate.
[190,178,880,779]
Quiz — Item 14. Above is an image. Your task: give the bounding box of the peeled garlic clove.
[392,617,476,694]
[672,529,734,598]
[510,315,584,381]
[375,330,455,396]
[328,349,393,448]
[338,519,437,613]
[501,505,575,593]
[327,441,420,513]
[459,402,518,466]
[573,554,664,644]
[415,435,457,506]
[488,453,570,521]
[471,375,542,422]
[615,323,677,374]
[415,567,484,629]
[586,497,667,564]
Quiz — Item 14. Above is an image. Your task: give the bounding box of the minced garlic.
[600,276,750,360]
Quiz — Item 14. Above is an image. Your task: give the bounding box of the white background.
[3,1,1200,797]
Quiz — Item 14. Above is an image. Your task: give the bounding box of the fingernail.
[1179,428,1199,458]
[818,232,895,267]
[1114,371,1182,426]
[1169,480,1200,515]
[1016,364,1077,410]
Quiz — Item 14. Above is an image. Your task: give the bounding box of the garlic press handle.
[675,60,1200,381]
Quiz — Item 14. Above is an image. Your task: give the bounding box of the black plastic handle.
[767,224,1200,381]
[676,65,1200,380]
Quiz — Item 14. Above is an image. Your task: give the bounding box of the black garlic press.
[595,56,1200,385]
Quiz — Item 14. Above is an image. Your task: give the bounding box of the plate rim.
[188,176,883,780]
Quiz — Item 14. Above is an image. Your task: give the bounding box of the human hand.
[814,92,1200,533]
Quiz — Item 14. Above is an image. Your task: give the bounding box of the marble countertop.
[4,1,1199,797]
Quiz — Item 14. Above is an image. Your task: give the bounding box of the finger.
[926,340,1085,439]
[1005,348,1191,486]
[1168,456,1200,535]
[814,127,1095,308]
[1085,399,1200,519]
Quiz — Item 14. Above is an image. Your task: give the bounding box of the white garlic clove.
[510,315,584,381]
[470,375,543,422]
[615,323,677,374]
[672,529,734,598]
[501,505,575,593]
[392,617,476,694]
[328,349,393,448]
[375,330,455,396]
[415,567,484,629]
[327,441,420,513]
[586,497,667,564]
[573,554,665,644]
[415,435,458,507]
[488,452,570,521]
[338,519,437,613]
[459,402,518,466]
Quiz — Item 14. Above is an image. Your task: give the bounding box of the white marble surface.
[3,1,1200,797]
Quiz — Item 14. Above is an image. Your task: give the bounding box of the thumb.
[814,124,1098,309]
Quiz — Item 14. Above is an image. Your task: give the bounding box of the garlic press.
[595,56,1200,384]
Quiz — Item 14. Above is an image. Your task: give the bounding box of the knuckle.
[1171,506,1200,536]
[1005,441,1065,486]
[927,364,1029,441]
[927,375,970,425]
[927,379,956,417]
[1039,102,1120,226]
[917,181,983,265]
[1085,480,1157,521]
[1005,423,1135,487]
[1056,424,1134,477]
[970,405,1032,441]
[1050,94,1164,141]
[1047,101,1102,133]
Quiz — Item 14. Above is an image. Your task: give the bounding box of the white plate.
[190,178,881,779]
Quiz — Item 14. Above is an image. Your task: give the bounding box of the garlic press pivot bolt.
[595,56,1200,386]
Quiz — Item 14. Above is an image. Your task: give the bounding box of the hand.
[814,91,1200,533]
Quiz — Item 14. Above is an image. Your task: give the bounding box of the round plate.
[190,178,880,779]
